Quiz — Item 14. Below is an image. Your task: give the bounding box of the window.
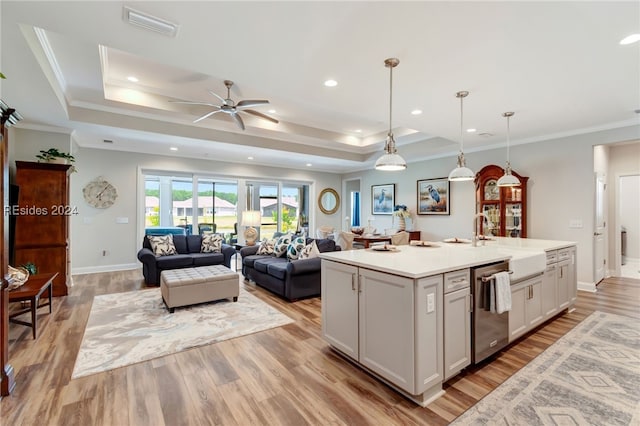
[246,181,309,240]
[144,172,238,239]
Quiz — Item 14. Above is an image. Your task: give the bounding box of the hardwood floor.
[2,271,638,426]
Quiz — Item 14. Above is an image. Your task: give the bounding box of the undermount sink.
[497,248,546,282]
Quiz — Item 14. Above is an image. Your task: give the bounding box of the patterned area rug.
[452,311,640,425]
[72,286,293,379]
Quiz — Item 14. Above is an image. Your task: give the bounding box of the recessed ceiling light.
[324,79,338,87]
[306,163,312,167]
[127,76,139,82]
[411,109,422,115]
[268,109,276,114]
[466,128,477,133]
[620,34,640,45]
[248,156,254,160]
[170,147,178,151]
[354,129,362,133]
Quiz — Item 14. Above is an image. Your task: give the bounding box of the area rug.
[451,311,640,425]
[72,286,293,379]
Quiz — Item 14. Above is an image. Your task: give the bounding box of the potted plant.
[36,148,76,171]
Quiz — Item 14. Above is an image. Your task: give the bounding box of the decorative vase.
[398,216,406,231]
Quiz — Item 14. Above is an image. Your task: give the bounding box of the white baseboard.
[577,280,597,293]
[72,263,140,275]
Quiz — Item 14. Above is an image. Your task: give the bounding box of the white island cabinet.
[320,238,577,406]
[321,260,443,404]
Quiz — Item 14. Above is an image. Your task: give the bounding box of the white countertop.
[320,237,576,279]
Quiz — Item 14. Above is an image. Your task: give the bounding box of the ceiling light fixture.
[127,76,139,83]
[497,111,520,187]
[324,79,338,87]
[620,34,640,45]
[411,109,422,115]
[448,91,474,181]
[123,6,179,37]
[170,147,178,151]
[467,128,477,133]
[375,58,406,172]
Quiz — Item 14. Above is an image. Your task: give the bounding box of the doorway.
[618,174,640,279]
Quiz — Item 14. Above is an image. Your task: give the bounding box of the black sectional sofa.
[137,234,236,285]
[240,238,340,301]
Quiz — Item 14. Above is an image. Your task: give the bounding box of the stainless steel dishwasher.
[471,261,510,364]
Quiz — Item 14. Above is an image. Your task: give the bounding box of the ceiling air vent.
[123,6,179,37]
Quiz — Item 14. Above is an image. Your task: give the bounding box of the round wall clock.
[83,178,118,209]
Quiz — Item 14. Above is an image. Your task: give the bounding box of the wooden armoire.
[14,161,72,297]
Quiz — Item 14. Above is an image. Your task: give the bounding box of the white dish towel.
[494,271,512,314]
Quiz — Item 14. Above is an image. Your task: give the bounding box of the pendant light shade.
[375,58,406,171]
[448,91,474,181]
[497,111,521,187]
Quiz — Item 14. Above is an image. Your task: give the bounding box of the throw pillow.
[286,236,307,260]
[201,234,223,253]
[256,238,276,255]
[274,234,292,257]
[298,240,320,260]
[147,234,177,256]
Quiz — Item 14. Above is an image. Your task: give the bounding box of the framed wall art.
[371,183,395,215]
[417,178,450,215]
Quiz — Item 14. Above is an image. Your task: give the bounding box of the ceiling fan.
[170,80,278,130]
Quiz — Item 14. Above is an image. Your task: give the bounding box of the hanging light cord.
[389,63,393,137]
[459,94,464,154]
[506,114,511,165]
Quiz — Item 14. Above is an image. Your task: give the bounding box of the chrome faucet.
[473,212,490,247]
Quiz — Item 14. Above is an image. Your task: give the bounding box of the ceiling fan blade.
[208,90,227,105]
[231,113,245,130]
[193,109,222,123]
[244,109,279,124]
[169,100,220,107]
[236,100,269,109]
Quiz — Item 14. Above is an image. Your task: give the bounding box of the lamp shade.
[375,152,407,171]
[448,166,475,181]
[497,173,520,187]
[241,210,262,227]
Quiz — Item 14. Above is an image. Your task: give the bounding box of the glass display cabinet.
[475,164,528,238]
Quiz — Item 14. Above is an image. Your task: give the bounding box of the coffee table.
[8,272,58,339]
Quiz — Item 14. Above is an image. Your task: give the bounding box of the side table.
[8,272,58,339]
[234,244,247,271]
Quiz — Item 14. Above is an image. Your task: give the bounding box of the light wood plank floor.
[2,271,639,425]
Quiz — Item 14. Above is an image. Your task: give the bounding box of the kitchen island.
[319,237,576,406]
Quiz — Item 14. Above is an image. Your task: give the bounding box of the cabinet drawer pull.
[450,278,468,284]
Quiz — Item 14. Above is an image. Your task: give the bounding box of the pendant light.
[375,58,406,171]
[448,91,474,181]
[497,111,520,187]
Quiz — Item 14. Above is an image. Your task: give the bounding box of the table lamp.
[241,210,262,246]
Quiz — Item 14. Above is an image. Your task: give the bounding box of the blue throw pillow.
[287,236,307,260]
[274,234,292,257]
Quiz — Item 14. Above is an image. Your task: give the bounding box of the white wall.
[9,126,639,284]
[9,129,341,273]
[343,126,639,286]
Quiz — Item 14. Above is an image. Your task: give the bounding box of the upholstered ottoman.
[160,265,239,313]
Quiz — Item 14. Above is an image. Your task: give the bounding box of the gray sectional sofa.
[240,238,340,301]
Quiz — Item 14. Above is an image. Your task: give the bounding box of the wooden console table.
[8,272,58,339]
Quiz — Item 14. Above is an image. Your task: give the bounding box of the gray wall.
[9,128,342,273]
[343,126,640,287]
[8,125,639,286]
